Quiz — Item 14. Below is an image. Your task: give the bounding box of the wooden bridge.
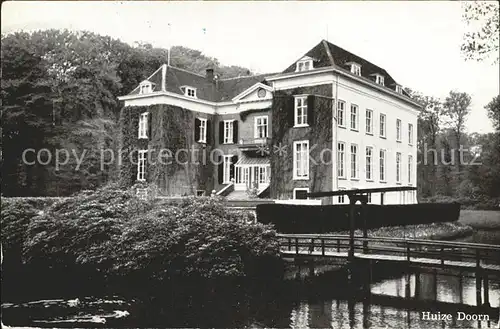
[279,233,500,306]
[278,234,500,272]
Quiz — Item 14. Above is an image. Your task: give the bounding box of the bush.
[20,185,279,283]
[419,195,500,210]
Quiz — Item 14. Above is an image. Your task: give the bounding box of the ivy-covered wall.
[270,84,333,204]
[119,105,215,196]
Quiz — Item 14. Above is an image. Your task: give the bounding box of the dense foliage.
[1,29,253,197]
[5,185,279,281]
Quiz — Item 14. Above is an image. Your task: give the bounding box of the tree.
[443,91,472,182]
[461,1,500,64]
[485,95,500,131]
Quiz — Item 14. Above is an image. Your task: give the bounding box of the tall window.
[396,119,402,142]
[294,96,308,126]
[137,150,147,181]
[255,116,268,139]
[365,109,373,134]
[396,152,402,183]
[366,146,373,181]
[379,149,386,182]
[408,123,414,145]
[337,100,346,127]
[337,142,345,178]
[380,113,386,137]
[293,141,309,179]
[338,188,346,204]
[138,112,148,139]
[223,155,232,183]
[223,120,234,144]
[350,104,358,131]
[198,118,207,143]
[350,144,358,179]
[408,155,413,185]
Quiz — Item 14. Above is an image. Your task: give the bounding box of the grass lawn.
[458,210,500,230]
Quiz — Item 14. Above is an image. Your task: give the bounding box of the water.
[3,229,500,328]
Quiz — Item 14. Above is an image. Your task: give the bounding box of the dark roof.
[128,65,275,102]
[282,40,408,96]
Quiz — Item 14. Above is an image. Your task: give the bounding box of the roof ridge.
[167,65,206,78]
[219,73,273,81]
[323,39,388,73]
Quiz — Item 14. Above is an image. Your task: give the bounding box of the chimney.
[206,68,214,82]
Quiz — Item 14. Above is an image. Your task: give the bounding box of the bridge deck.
[280,250,500,272]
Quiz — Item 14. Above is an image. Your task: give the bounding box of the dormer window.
[296,57,313,72]
[346,62,362,76]
[395,84,403,94]
[139,80,153,94]
[181,86,197,98]
[375,74,385,86]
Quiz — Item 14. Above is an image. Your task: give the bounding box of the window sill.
[223,142,235,145]
[138,136,148,139]
[198,140,207,144]
[366,179,374,182]
[350,178,359,181]
[380,136,386,139]
[379,180,387,184]
[293,177,310,181]
[350,128,359,132]
[294,124,309,128]
[409,143,413,147]
[397,140,402,143]
[338,125,346,129]
[366,132,373,136]
[396,182,402,185]
[338,177,347,180]
[137,179,146,182]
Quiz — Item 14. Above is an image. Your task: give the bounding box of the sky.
[2,1,499,133]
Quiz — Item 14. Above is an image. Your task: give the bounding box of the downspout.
[332,73,339,204]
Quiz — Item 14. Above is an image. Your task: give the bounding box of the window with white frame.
[337,142,345,178]
[380,149,386,182]
[223,120,234,144]
[294,96,308,127]
[223,155,232,183]
[396,119,402,142]
[396,85,403,94]
[293,140,309,179]
[408,123,414,145]
[255,116,268,139]
[396,152,402,183]
[337,100,346,127]
[138,112,148,139]
[380,113,386,138]
[350,63,361,76]
[296,59,313,72]
[184,86,196,98]
[375,75,385,86]
[258,166,269,184]
[366,146,373,181]
[137,150,147,181]
[338,188,346,204]
[408,155,413,185]
[198,118,207,143]
[350,104,358,131]
[293,188,309,200]
[139,81,152,94]
[366,109,373,134]
[350,144,358,179]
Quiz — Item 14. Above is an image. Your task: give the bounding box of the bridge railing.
[277,234,500,269]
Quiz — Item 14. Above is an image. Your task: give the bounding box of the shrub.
[21,186,279,283]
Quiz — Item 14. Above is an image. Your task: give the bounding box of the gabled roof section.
[281,39,410,96]
[282,41,334,73]
[126,65,275,102]
[232,82,273,102]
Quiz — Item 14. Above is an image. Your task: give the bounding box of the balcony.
[237,137,271,151]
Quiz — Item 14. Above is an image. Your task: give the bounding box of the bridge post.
[476,271,482,307]
[348,198,356,260]
[483,274,489,306]
[361,196,368,253]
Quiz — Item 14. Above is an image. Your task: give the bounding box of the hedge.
[256,203,461,233]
